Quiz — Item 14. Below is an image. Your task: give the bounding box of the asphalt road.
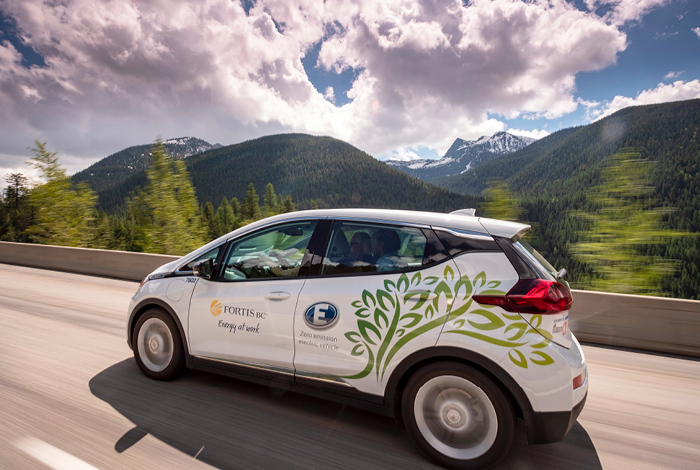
[1,263,699,470]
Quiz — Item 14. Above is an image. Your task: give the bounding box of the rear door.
[293,219,457,396]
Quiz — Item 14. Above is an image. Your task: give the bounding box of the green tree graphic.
[343,265,555,381]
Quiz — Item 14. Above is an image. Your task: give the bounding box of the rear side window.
[512,240,556,281]
[320,221,443,276]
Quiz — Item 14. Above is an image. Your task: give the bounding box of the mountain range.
[386,131,535,182]
[72,137,222,196]
[79,134,477,214]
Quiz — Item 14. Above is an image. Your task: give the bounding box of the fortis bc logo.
[210,300,222,316]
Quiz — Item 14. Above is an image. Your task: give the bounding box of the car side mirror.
[193,259,214,280]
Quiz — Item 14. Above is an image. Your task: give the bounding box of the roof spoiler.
[450,208,477,217]
[478,217,531,241]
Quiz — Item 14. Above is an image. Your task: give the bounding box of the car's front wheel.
[402,362,515,470]
[133,308,185,380]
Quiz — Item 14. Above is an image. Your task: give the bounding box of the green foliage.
[0,172,33,242]
[481,179,521,222]
[263,183,278,217]
[571,149,688,295]
[244,183,262,221]
[280,194,295,213]
[26,141,99,247]
[216,197,236,235]
[127,139,207,255]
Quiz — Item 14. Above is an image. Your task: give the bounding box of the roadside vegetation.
[0,139,297,256]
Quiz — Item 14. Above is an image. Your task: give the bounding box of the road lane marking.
[14,437,100,470]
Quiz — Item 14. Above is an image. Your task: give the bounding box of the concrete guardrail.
[1,241,698,358]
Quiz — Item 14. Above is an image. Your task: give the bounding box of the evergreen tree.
[216,197,235,235]
[130,139,207,255]
[572,149,688,295]
[311,200,319,210]
[245,183,262,221]
[263,183,278,217]
[280,194,295,213]
[1,172,33,242]
[202,201,220,241]
[231,197,240,218]
[26,141,98,247]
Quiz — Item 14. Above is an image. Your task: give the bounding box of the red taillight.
[573,370,586,389]
[473,279,573,315]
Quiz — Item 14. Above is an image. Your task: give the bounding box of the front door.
[189,219,319,371]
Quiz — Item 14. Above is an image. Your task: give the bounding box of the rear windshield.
[512,240,557,281]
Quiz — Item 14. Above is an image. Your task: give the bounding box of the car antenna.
[449,208,477,217]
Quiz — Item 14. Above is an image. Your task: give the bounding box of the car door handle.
[264,291,291,301]
[400,291,437,301]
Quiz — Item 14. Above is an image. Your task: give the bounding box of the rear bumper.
[524,392,587,445]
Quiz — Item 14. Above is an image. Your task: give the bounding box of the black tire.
[402,362,515,470]
[133,308,186,380]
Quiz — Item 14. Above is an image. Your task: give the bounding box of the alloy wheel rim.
[137,318,174,373]
[414,375,498,460]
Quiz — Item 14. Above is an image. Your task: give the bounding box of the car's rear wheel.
[402,362,514,470]
[133,309,185,380]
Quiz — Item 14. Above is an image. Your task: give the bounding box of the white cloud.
[654,31,678,40]
[323,86,336,103]
[585,0,674,26]
[693,27,700,38]
[592,80,700,121]
[664,70,684,79]
[382,147,423,162]
[0,0,635,171]
[507,128,550,140]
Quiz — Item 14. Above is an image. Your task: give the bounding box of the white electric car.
[127,209,587,470]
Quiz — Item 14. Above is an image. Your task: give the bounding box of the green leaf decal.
[407,291,430,311]
[411,272,421,286]
[397,273,410,293]
[444,265,454,281]
[362,290,376,308]
[425,304,435,319]
[509,349,528,368]
[432,281,454,311]
[355,308,370,318]
[530,350,554,366]
[384,279,396,292]
[342,342,375,380]
[358,320,381,345]
[529,337,551,348]
[503,313,522,321]
[345,331,361,343]
[530,314,543,329]
[454,275,473,300]
[445,330,527,348]
[351,344,365,356]
[377,289,395,310]
[396,329,405,337]
[504,322,527,341]
[478,289,507,296]
[473,272,486,289]
[351,300,362,309]
[400,313,422,328]
[424,276,438,285]
[453,319,465,329]
[468,309,505,331]
[487,280,502,289]
[374,308,389,329]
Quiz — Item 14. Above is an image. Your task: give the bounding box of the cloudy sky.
[0,0,699,181]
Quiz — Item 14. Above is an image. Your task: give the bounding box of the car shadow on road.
[90,359,602,470]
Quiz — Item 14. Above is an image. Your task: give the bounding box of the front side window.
[220,220,318,281]
[180,246,221,272]
[321,221,428,275]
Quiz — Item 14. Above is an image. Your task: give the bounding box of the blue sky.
[0,0,699,178]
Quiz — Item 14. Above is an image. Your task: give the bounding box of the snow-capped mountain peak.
[386,132,536,182]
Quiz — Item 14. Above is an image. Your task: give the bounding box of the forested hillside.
[72,137,218,197]
[94,134,477,214]
[439,99,700,299]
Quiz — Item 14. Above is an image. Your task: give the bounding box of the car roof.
[167,208,530,273]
